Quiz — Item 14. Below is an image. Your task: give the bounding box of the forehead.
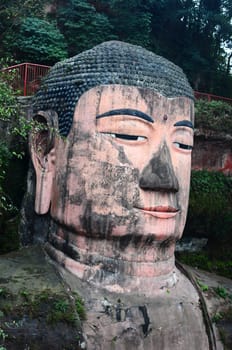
[72,85,194,125]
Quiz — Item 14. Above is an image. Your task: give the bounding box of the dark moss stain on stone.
[101,259,121,275]
[116,300,122,321]
[132,235,148,248]
[80,201,115,238]
[139,142,179,192]
[0,288,84,349]
[118,232,155,251]
[118,146,130,164]
[0,247,85,350]
[159,237,176,252]
[49,232,80,261]
[68,190,86,205]
[118,234,134,250]
[139,305,151,336]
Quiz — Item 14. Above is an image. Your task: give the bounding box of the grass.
[0,287,84,326]
[176,251,232,279]
[196,279,209,292]
[0,286,84,349]
[75,296,86,321]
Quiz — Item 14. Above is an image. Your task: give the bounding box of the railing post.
[24,63,28,96]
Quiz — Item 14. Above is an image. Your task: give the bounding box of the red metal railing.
[194,91,232,104]
[1,62,232,104]
[1,63,51,96]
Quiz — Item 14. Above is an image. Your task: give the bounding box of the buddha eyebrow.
[174,120,194,129]
[96,109,154,123]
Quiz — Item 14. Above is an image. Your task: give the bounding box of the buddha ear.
[30,110,58,214]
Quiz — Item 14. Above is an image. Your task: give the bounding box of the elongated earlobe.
[30,110,58,214]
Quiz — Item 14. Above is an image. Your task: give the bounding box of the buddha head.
[30,41,194,288]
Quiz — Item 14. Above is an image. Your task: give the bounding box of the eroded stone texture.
[58,264,211,350]
[31,85,194,290]
[28,41,217,349]
[192,136,232,175]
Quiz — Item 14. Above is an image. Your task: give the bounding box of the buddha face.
[33,85,194,244]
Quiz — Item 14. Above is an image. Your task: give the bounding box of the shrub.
[195,99,232,133]
[0,75,29,253]
[0,78,19,214]
[184,170,232,242]
[4,17,68,65]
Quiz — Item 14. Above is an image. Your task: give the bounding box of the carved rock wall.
[192,132,232,175]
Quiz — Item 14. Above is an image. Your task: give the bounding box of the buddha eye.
[102,132,147,141]
[173,142,193,150]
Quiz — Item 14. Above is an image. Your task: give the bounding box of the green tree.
[184,170,232,243]
[56,0,116,56]
[100,0,153,49]
[0,77,19,215]
[3,17,68,65]
[150,0,232,95]
[0,0,49,57]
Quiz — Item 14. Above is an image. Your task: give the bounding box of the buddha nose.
[139,142,179,192]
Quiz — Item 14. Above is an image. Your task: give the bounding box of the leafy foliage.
[195,99,232,133]
[176,251,232,279]
[57,0,116,56]
[184,170,232,242]
[0,78,19,214]
[150,0,232,94]
[4,17,68,65]
[103,0,152,48]
[0,75,30,253]
[190,170,232,196]
[0,78,18,122]
[1,0,231,95]
[75,295,86,321]
[0,0,49,56]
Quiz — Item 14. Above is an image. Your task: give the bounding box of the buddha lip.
[136,206,179,218]
[141,206,178,212]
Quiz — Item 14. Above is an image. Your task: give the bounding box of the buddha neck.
[45,228,178,295]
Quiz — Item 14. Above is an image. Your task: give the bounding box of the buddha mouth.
[136,206,179,219]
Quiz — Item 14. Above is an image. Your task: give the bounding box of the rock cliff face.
[0,246,84,350]
[192,130,232,175]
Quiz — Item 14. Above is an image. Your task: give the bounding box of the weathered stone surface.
[0,246,83,350]
[57,259,230,350]
[185,266,232,350]
[19,161,51,245]
[192,133,232,175]
[1,245,230,349]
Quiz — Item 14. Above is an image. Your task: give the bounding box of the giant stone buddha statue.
[29,41,218,349]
